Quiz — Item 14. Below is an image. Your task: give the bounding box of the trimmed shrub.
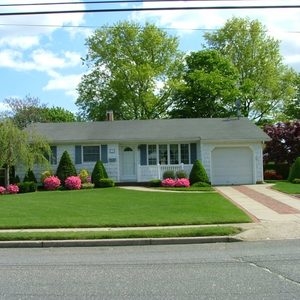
[92,160,108,187]
[56,151,77,185]
[18,182,37,193]
[191,182,211,188]
[176,170,187,179]
[12,175,20,184]
[6,184,19,194]
[44,176,61,191]
[149,179,161,187]
[189,160,210,185]
[0,186,6,195]
[288,157,300,182]
[98,178,115,188]
[65,176,82,190]
[23,169,37,183]
[161,178,176,187]
[79,169,89,183]
[162,170,175,179]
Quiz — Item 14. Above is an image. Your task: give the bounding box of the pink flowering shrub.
[6,184,19,194]
[174,178,190,188]
[161,178,176,187]
[65,176,81,190]
[43,176,61,191]
[161,178,190,188]
[0,186,6,195]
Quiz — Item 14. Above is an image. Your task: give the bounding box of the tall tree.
[281,73,300,121]
[76,21,183,120]
[4,96,76,129]
[170,50,239,118]
[204,17,296,123]
[0,119,50,186]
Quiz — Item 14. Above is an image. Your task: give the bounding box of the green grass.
[272,181,300,194]
[0,226,241,241]
[158,186,214,192]
[0,188,251,229]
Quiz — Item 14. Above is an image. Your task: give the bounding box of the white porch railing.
[137,163,193,182]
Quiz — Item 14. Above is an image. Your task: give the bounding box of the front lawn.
[271,181,300,194]
[0,188,251,229]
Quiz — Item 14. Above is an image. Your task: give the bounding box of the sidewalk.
[215,184,300,241]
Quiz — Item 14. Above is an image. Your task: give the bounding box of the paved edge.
[0,236,242,248]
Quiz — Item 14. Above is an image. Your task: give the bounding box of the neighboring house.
[22,117,270,185]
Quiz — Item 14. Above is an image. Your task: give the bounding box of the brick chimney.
[106,110,114,121]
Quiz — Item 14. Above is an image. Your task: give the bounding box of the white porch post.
[157,164,161,179]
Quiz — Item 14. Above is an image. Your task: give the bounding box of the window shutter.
[190,143,197,163]
[139,144,147,165]
[101,145,108,163]
[75,145,82,164]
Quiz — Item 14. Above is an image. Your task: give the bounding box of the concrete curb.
[0,236,242,248]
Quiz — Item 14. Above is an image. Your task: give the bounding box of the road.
[0,240,299,299]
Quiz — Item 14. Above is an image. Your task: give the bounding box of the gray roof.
[25,117,270,144]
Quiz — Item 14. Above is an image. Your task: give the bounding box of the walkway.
[216,184,300,241]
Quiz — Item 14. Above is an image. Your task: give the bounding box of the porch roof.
[25,117,270,144]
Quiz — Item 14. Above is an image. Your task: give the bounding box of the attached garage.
[211,147,254,185]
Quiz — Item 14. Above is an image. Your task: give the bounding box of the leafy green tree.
[91,160,108,187]
[76,21,183,120]
[170,50,239,118]
[4,96,76,129]
[189,160,210,185]
[40,107,76,123]
[204,17,296,123]
[0,119,50,186]
[56,151,77,185]
[281,73,300,121]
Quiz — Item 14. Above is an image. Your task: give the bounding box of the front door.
[121,146,136,181]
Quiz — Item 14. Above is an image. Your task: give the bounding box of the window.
[144,143,194,165]
[46,146,57,165]
[180,144,189,164]
[170,144,179,164]
[83,146,100,162]
[159,144,168,164]
[148,145,157,165]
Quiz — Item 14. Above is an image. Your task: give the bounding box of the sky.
[0,0,300,115]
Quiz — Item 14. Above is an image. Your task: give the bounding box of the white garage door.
[211,147,253,185]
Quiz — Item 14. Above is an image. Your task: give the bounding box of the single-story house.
[22,117,270,185]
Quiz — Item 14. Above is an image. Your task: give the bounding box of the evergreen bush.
[18,182,37,193]
[288,157,300,182]
[176,170,187,179]
[91,160,108,187]
[56,151,77,185]
[98,178,115,188]
[162,170,175,179]
[23,169,37,183]
[189,160,210,185]
[149,179,161,187]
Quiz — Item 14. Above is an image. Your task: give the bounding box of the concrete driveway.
[216,184,300,241]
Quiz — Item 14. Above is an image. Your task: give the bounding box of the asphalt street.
[0,240,299,299]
